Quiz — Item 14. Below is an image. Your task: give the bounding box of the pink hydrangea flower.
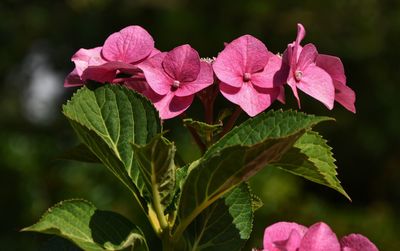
[285,24,356,112]
[64,25,157,87]
[260,221,379,251]
[138,44,213,119]
[284,24,335,109]
[213,35,288,117]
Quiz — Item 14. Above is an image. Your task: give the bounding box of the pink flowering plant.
[23,24,377,251]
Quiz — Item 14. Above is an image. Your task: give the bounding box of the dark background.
[1,0,399,250]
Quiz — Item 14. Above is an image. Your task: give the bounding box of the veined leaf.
[174,110,332,237]
[22,199,148,251]
[270,131,350,200]
[184,184,253,251]
[131,135,176,227]
[62,85,162,207]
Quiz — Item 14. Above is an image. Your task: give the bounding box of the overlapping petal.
[174,61,213,97]
[138,53,172,95]
[251,52,289,89]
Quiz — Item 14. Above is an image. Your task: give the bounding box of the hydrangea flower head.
[64,25,157,86]
[138,44,213,119]
[261,221,379,251]
[213,35,288,116]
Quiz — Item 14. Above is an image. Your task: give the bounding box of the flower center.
[295,70,303,82]
[243,72,251,82]
[171,80,180,91]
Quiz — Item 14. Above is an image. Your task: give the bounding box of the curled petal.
[299,222,341,251]
[340,234,379,251]
[220,82,279,117]
[82,61,138,83]
[162,44,201,82]
[291,23,306,66]
[174,61,214,97]
[263,222,308,251]
[102,25,154,63]
[213,35,270,88]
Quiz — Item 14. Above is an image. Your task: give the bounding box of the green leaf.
[58,144,100,163]
[183,119,222,143]
[23,199,148,251]
[184,184,253,251]
[250,194,264,212]
[270,131,350,200]
[206,110,333,156]
[174,110,332,237]
[131,135,176,227]
[62,85,162,207]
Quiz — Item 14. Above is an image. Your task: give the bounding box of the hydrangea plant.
[23,23,377,251]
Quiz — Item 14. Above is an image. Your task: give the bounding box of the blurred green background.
[1,0,399,250]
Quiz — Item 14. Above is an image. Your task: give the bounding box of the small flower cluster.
[65,24,356,119]
[255,221,378,251]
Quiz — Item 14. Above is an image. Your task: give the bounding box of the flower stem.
[221,106,242,137]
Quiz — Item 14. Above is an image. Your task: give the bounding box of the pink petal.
[252,53,289,89]
[277,86,286,104]
[71,47,105,76]
[316,54,346,84]
[162,44,201,82]
[263,222,308,251]
[290,23,306,67]
[220,82,279,117]
[138,52,173,95]
[82,61,138,83]
[151,92,194,119]
[299,222,341,251]
[334,80,356,113]
[295,65,335,109]
[340,234,379,251]
[296,23,306,47]
[297,43,318,71]
[64,69,85,87]
[174,61,214,97]
[102,25,154,63]
[287,77,301,108]
[213,35,270,88]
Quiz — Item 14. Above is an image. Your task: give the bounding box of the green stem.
[220,106,242,137]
